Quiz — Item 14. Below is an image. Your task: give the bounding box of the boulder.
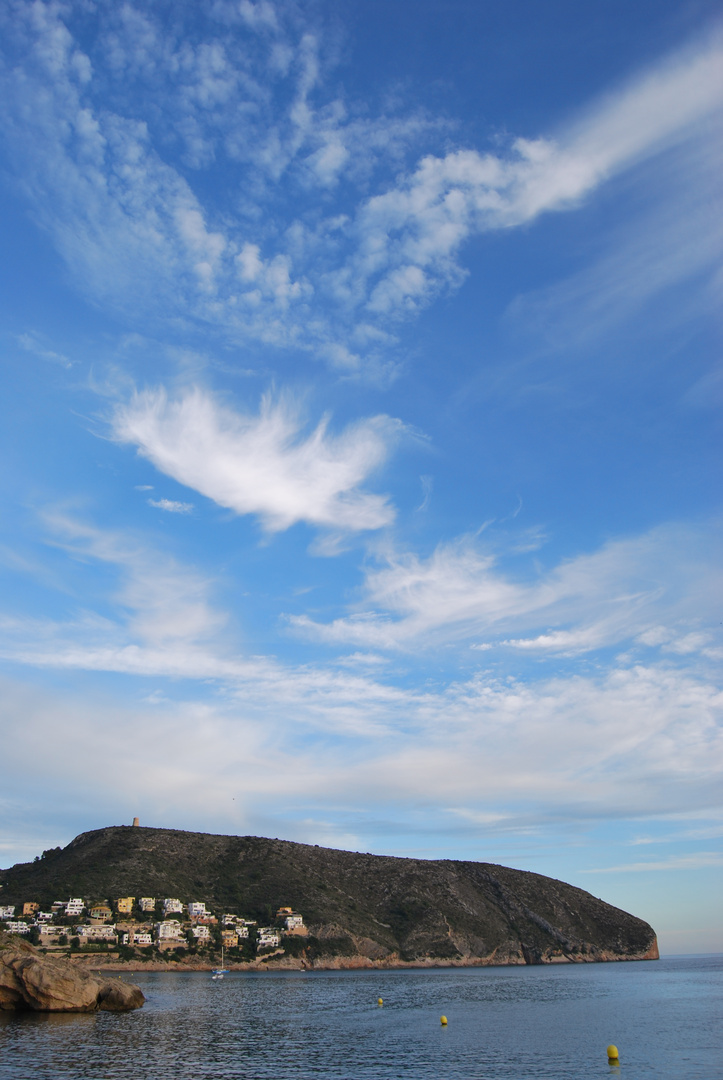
[97,979,146,1012]
[0,933,144,1012]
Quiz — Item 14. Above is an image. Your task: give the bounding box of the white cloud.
[504,121,723,354]
[580,852,723,874]
[291,522,723,653]
[147,498,194,514]
[2,4,719,368]
[0,655,720,833]
[0,513,721,842]
[114,386,401,534]
[238,2,278,32]
[17,331,73,368]
[37,513,226,648]
[333,33,723,318]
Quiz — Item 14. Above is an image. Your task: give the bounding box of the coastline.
[67,937,658,974]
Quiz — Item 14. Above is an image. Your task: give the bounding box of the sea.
[1,955,721,1079]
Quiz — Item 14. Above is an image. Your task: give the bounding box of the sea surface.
[1,955,721,1079]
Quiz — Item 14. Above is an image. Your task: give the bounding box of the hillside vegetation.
[0,826,658,965]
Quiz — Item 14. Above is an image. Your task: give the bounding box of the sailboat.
[211,945,229,980]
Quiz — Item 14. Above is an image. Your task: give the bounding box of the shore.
[63,942,658,974]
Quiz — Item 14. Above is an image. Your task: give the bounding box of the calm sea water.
[1,956,721,1079]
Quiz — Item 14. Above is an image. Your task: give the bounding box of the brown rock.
[97,978,146,1012]
[12,954,103,1011]
[0,955,27,1010]
[0,933,144,1012]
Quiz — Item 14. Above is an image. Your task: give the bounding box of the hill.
[0,826,658,966]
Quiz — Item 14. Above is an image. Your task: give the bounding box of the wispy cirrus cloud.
[17,331,73,368]
[580,852,723,874]
[291,522,723,655]
[0,511,721,860]
[1,3,720,371]
[36,513,227,648]
[114,386,402,534]
[325,32,723,317]
[504,120,723,358]
[0,652,720,832]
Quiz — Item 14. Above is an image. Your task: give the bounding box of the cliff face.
[0,826,658,966]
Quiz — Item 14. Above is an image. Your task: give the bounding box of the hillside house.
[90,905,112,921]
[192,924,211,940]
[65,898,85,915]
[116,897,135,914]
[187,902,207,918]
[221,930,239,948]
[155,920,184,942]
[38,925,69,940]
[257,927,281,950]
[0,906,15,919]
[163,898,183,915]
[119,927,153,945]
[75,925,117,942]
[283,913,306,933]
[139,898,156,912]
[4,922,30,934]
[22,902,39,916]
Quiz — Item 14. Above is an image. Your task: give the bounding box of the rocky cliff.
[0,826,658,966]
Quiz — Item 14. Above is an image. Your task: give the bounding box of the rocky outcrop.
[0,934,144,1012]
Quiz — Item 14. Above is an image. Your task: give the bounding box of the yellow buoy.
[440,1015,448,1025]
[607,1044,620,1061]
[377,998,383,1006]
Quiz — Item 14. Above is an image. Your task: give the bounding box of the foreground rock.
[0,933,144,1012]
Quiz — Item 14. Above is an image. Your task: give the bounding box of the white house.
[65,898,85,915]
[257,927,281,949]
[192,924,211,940]
[120,928,151,946]
[139,898,156,912]
[284,914,305,931]
[4,922,30,934]
[39,925,69,940]
[163,898,183,915]
[0,906,15,919]
[187,902,207,918]
[155,920,184,941]
[75,924,117,941]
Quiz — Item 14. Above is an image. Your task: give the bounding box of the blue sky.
[0,0,721,954]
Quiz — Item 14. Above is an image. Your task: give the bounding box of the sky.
[0,0,721,955]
